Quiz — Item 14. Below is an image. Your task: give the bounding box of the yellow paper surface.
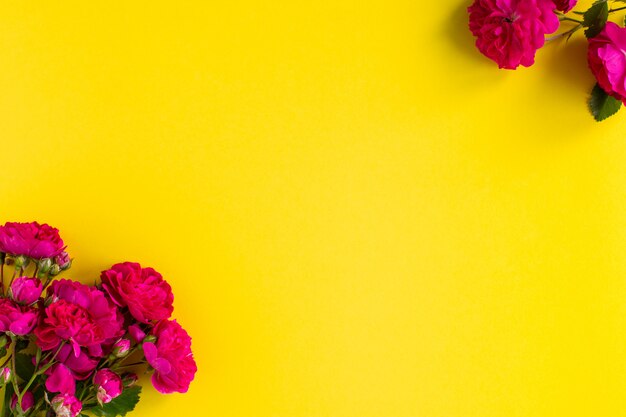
[1,0,625,416]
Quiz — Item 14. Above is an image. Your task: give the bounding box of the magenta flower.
[35,280,124,356]
[46,364,76,395]
[0,298,38,335]
[468,0,559,69]
[101,262,174,323]
[50,393,82,417]
[93,369,123,405]
[0,222,65,259]
[0,367,11,384]
[11,391,34,413]
[552,0,576,12]
[143,319,197,394]
[588,22,626,104]
[10,277,43,305]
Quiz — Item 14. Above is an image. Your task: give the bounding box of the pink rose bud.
[128,324,146,343]
[50,393,82,417]
[37,257,52,275]
[112,339,131,358]
[10,277,43,305]
[0,367,11,385]
[10,391,34,413]
[54,251,71,270]
[93,369,123,405]
[122,372,138,388]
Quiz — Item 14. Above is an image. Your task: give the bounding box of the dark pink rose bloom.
[50,393,82,417]
[101,262,174,323]
[46,363,76,395]
[552,0,576,12]
[143,320,197,394]
[0,222,65,259]
[10,391,34,413]
[35,280,124,356]
[93,369,123,405]
[10,277,43,305]
[128,324,146,343]
[0,298,38,335]
[588,22,626,104]
[468,0,559,69]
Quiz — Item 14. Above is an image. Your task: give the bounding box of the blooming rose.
[143,319,197,394]
[10,276,43,305]
[11,391,34,413]
[0,222,65,259]
[588,22,626,104]
[50,393,82,417]
[0,298,38,335]
[93,369,123,405]
[101,262,174,323]
[35,280,124,356]
[468,0,559,69]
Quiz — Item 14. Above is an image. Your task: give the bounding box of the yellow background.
[0,0,625,416]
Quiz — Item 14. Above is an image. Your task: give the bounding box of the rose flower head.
[143,319,197,394]
[468,0,559,69]
[101,262,174,323]
[588,22,626,104]
[0,221,65,259]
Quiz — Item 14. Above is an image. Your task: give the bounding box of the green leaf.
[584,0,609,38]
[14,353,35,383]
[588,83,622,121]
[90,386,141,417]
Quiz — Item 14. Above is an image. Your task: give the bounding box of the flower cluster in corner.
[468,0,626,121]
[0,221,197,417]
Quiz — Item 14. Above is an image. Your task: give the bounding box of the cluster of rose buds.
[0,222,196,417]
[468,0,626,121]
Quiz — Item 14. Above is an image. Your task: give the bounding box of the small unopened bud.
[0,367,11,385]
[37,258,52,275]
[14,255,28,269]
[48,264,61,277]
[3,255,14,266]
[143,335,156,344]
[121,372,138,388]
[54,252,71,271]
[112,339,131,358]
[0,334,8,350]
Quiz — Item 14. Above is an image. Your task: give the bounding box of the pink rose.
[10,276,43,305]
[101,262,174,323]
[35,280,124,355]
[468,0,559,69]
[0,222,65,259]
[143,320,197,394]
[10,391,34,413]
[50,393,82,417]
[93,369,123,405]
[588,22,626,104]
[552,0,576,13]
[112,339,131,357]
[0,298,38,335]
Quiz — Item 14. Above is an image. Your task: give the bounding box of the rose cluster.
[468,0,626,121]
[0,222,196,417]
